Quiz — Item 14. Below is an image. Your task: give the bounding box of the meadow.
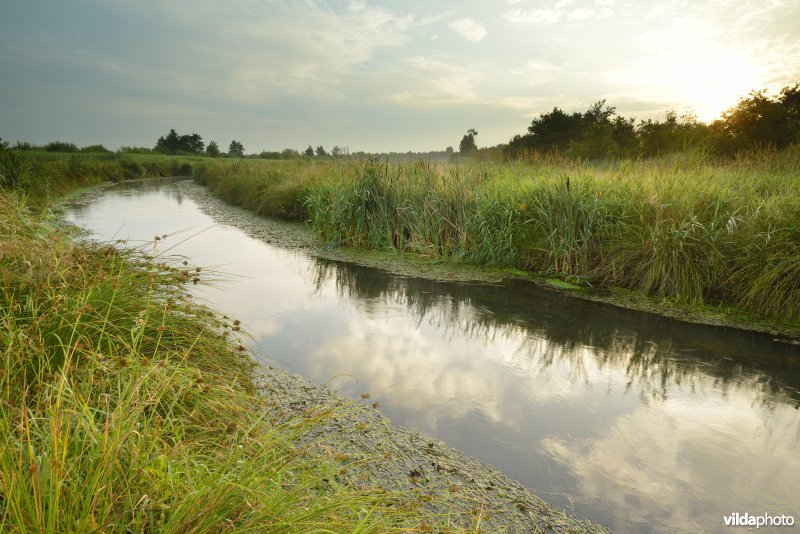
[193,148,800,327]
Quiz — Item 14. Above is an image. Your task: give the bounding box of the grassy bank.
[0,148,204,202]
[193,148,800,330]
[1,193,445,531]
[0,148,489,532]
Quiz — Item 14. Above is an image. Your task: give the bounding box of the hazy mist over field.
[1,0,798,152]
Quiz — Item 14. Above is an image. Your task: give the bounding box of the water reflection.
[300,259,800,531]
[310,258,800,409]
[65,182,800,533]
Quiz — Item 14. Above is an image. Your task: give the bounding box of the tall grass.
[197,147,800,324]
[0,147,202,202]
[0,193,450,532]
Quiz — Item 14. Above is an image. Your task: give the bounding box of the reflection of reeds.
[310,256,800,408]
[0,193,482,532]
[197,148,800,323]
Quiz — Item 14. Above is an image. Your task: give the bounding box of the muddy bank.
[258,367,606,533]
[177,179,799,341]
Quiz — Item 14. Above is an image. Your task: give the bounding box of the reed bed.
[0,193,453,532]
[0,149,201,201]
[195,147,800,324]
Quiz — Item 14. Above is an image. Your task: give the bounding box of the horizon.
[1,1,798,153]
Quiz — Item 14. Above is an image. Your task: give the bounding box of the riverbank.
[178,179,800,341]
[1,185,607,530]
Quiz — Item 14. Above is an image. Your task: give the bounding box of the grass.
[192,147,800,326]
[0,146,612,532]
[1,192,456,532]
[0,148,204,202]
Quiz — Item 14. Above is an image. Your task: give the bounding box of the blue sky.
[1,0,798,153]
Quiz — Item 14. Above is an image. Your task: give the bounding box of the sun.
[629,34,767,122]
[668,44,765,122]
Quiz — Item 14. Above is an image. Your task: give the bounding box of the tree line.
[498,84,800,160]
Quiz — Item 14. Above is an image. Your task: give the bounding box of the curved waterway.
[65,179,800,532]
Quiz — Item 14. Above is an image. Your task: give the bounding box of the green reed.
[197,147,800,324]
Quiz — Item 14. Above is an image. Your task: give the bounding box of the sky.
[1,0,798,153]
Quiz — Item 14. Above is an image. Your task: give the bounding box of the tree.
[331,146,343,158]
[459,128,478,155]
[528,108,584,152]
[155,129,205,155]
[303,145,315,157]
[206,140,221,157]
[315,145,328,157]
[714,87,799,152]
[228,140,244,157]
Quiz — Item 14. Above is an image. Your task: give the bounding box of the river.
[64,178,800,532]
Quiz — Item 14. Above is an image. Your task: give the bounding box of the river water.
[64,179,800,532]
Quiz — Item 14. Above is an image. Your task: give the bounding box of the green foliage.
[713,85,800,152]
[503,84,800,160]
[205,140,221,157]
[228,139,244,157]
[118,145,154,154]
[459,129,478,155]
[0,194,452,532]
[155,129,205,155]
[0,143,46,194]
[45,141,79,153]
[199,151,800,324]
[79,144,111,153]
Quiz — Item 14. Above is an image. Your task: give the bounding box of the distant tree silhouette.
[228,140,245,157]
[205,140,220,157]
[713,86,800,151]
[155,129,205,155]
[459,128,478,155]
[315,145,328,157]
[304,145,315,157]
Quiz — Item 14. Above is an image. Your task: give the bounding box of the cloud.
[510,60,562,74]
[448,18,488,42]
[542,396,800,529]
[399,56,484,104]
[567,8,595,19]
[504,7,564,24]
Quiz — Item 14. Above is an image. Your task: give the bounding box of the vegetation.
[0,144,202,201]
[205,140,221,157]
[459,129,478,155]
[2,147,545,532]
[228,140,245,157]
[194,147,800,328]
[1,192,456,532]
[502,84,800,160]
[155,129,205,155]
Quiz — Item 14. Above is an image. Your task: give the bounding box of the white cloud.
[448,18,488,42]
[568,8,595,19]
[405,55,483,101]
[510,60,562,74]
[504,7,564,24]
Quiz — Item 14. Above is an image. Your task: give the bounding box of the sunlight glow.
[627,36,767,122]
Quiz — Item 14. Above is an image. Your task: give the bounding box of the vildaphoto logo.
[723,512,795,528]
